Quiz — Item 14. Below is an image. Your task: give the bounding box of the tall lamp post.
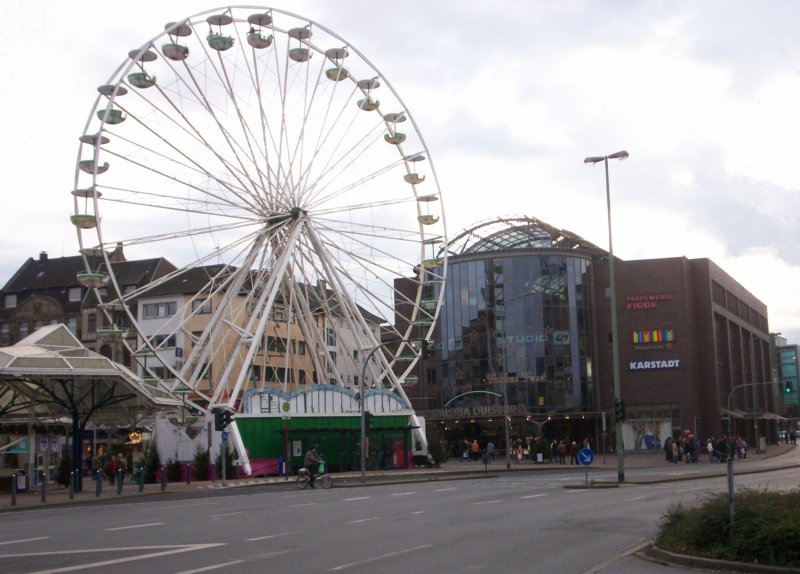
[584,150,629,483]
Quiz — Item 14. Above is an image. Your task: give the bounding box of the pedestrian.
[569,441,579,465]
[116,452,128,485]
[557,441,567,464]
[470,439,480,461]
[486,441,495,460]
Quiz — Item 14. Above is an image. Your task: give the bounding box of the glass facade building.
[418,217,608,448]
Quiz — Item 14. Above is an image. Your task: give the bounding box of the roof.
[0,324,179,423]
[444,216,608,258]
[1,253,84,294]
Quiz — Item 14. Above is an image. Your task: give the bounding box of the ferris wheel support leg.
[228,422,251,476]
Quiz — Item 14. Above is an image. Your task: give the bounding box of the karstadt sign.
[629,358,681,371]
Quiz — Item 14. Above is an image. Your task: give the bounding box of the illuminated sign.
[629,359,681,371]
[631,329,674,344]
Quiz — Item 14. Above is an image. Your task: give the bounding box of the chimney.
[38,251,48,264]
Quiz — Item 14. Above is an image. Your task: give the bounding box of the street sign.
[578,448,594,466]
[221,431,229,442]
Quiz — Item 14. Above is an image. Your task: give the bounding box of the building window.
[326,327,335,347]
[4,294,17,309]
[299,370,306,385]
[352,349,359,359]
[192,299,212,314]
[68,287,82,302]
[153,334,177,348]
[33,320,43,332]
[88,313,97,334]
[267,336,287,354]
[123,285,136,294]
[0,323,9,345]
[18,321,29,339]
[298,341,306,355]
[67,317,78,336]
[143,301,177,319]
[271,305,287,322]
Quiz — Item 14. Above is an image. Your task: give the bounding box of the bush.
[657,487,800,567]
[193,447,211,481]
[215,444,236,478]
[143,444,160,484]
[166,458,183,482]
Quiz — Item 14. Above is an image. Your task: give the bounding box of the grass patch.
[656,487,800,567]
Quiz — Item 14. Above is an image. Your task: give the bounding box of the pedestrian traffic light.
[614,399,626,422]
[785,383,793,394]
[223,411,233,429]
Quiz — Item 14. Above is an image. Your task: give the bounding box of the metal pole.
[360,346,378,484]
[501,337,511,470]
[604,157,625,483]
[11,473,17,506]
[40,471,46,503]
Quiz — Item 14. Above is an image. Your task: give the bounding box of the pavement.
[2,442,798,512]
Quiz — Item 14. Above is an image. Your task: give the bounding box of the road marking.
[624,496,647,502]
[434,487,455,492]
[174,560,244,573]
[330,544,433,571]
[246,531,298,541]
[139,501,217,511]
[343,496,371,501]
[411,510,425,514]
[289,502,317,507]
[106,523,163,531]
[209,511,245,518]
[581,539,649,574]
[521,494,547,499]
[472,499,502,505]
[349,517,379,524]
[0,537,49,545]
[390,491,415,496]
[3,543,225,573]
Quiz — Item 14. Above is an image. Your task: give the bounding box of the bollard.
[40,471,46,504]
[160,465,167,492]
[95,469,102,497]
[116,468,123,495]
[186,464,191,485]
[11,474,17,507]
[139,468,144,493]
[69,471,74,500]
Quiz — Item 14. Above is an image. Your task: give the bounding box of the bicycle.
[296,463,333,489]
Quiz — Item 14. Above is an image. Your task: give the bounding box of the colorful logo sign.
[631,329,674,344]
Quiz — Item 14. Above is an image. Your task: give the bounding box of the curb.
[642,543,800,573]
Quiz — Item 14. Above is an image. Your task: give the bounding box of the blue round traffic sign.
[578,448,594,466]
[221,431,229,442]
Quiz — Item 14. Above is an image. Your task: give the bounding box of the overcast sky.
[2,0,800,341]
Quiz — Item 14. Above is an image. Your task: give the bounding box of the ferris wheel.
[70,6,447,416]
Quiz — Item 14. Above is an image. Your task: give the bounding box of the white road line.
[246,532,299,542]
[411,510,425,514]
[521,494,547,499]
[209,511,245,518]
[289,502,317,507]
[174,560,244,573]
[472,499,502,505]
[624,496,647,502]
[343,496,371,501]
[0,536,49,545]
[8,543,225,574]
[138,501,217,511]
[390,491,415,496]
[434,487,456,492]
[330,544,433,571]
[348,517,379,524]
[106,523,163,531]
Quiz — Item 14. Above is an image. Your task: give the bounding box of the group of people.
[663,434,748,464]
[453,436,592,464]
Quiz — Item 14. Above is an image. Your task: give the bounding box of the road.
[0,465,796,573]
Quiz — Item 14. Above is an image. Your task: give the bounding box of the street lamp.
[584,150,629,483]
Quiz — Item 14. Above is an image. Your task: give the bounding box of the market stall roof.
[0,324,180,425]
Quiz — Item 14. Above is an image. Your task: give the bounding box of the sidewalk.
[2,443,797,512]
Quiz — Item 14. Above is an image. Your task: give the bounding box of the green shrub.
[143,444,160,483]
[193,447,210,481]
[657,487,800,567]
[215,444,236,478]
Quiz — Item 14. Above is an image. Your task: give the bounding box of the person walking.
[569,441,579,465]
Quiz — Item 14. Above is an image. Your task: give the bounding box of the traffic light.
[613,399,626,422]
[785,383,793,394]
[364,411,373,431]
[213,408,234,431]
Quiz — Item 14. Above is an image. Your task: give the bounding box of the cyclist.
[303,445,324,488]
